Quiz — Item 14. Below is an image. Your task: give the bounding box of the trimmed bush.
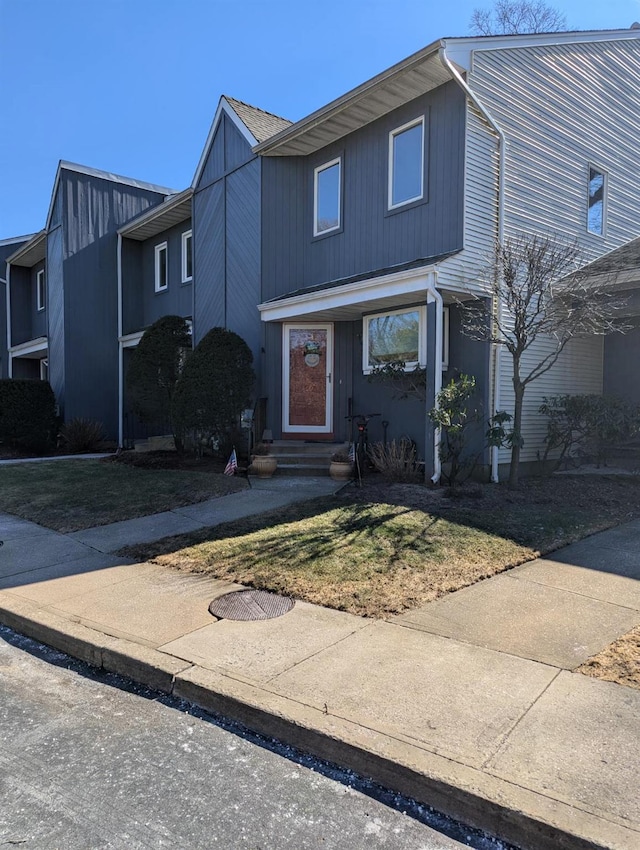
[172,327,255,453]
[0,379,57,453]
[60,418,105,453]
[126,315,192,452]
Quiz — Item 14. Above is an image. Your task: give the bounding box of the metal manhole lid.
[209,590,295,621]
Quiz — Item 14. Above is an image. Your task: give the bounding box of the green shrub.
[0,379,57,453]
[126,315,192,452]
[540,394,640,469]
[428,375,480,487]
[172,327,255,454]
[60,418,105,453]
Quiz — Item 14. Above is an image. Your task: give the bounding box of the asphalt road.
[0,626,512,850]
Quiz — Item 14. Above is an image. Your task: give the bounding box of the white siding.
[465,38,640,463]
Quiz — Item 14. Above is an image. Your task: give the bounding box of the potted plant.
[250,442,277,478]
[329,450,353,481]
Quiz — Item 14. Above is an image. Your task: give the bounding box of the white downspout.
[427,272,443,483]
[117,232,124,448]
[439,46,505,483]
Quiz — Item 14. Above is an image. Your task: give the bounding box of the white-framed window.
[154,242,168,292]
[388,117,424,210]
[36,269,46,311]
[181,230,193,282]
[40,358,48,381]
[587,165,606,236]
[313,157,341,236]
[363,306,426,374]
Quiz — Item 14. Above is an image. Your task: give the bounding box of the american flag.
[224,448,238,476]
[348,442,356,463]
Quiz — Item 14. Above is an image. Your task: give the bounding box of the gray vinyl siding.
[465,38,640,464]
[47,226,64,408]
[121,239,143,337]
[31,261,47,338]
[261,81,466,301]
[58,170,166,437]
[193,119,262,369]
[0,281,6,378]
[604,291,640,405]
[8,260,46,346]
[129,219,193,333]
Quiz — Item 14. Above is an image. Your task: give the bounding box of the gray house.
[6,162,173,439]
[117,188,193,446]
[1,234,36,380]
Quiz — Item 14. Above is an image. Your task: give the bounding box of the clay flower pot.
[329,460,353,481]
[251,454,277,478]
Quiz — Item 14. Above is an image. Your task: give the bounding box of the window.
[36,269,46,311]
[363,306,426,373]
[313,158,341,236]
[155,242,168,292]
[181,230,193,282]
[388,117,424,209]
[40,358,48,381]
[587,166,606,236]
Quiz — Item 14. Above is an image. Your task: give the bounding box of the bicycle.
[345,412,381,485]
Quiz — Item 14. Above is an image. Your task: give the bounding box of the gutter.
[439,46,505,483]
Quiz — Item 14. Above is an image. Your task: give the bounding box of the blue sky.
[1,0,638,236]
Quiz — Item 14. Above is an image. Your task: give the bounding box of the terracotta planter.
[251,455,277,478]
[329,460,353,481]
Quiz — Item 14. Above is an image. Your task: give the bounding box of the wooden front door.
[282,324,333,434]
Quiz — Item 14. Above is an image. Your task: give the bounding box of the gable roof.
[192,95,293,188]
[254,28,640,157]
[225,97,292,143]
[45,160,176,231]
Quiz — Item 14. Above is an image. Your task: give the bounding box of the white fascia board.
[119,331,144,348]
[10,336,48,356]
[444,28,640,71]
[192,97,259,189]
[258,266,439,322]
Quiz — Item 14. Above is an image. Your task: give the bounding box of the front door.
[282,324,333,435]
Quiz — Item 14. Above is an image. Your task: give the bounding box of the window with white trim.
[181,230,193,282]
[587,165,606,236]
[36,269,46,311]
[363,306,426,374]
[442,306,450,370]
[313,158,341,236]
[388,117,424,210]
[40,358,48,381]
[155,242,168,292]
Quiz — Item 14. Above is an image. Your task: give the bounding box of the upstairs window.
[182,230,193,282]
[587,166,606,236]
[36,269,46,311]
[363,306,426,373]
[155,242,168,292]
[313,158,341,236]
[388,117,424,210]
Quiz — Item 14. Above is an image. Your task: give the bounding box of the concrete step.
[270,441,349,456]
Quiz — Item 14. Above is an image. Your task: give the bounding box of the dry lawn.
[122,474,640,619]
[578,625,640,690]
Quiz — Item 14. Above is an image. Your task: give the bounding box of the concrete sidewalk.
[0,482,638,850]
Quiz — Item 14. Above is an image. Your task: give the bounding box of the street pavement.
[0,626,479,850]
[0,477,638,850]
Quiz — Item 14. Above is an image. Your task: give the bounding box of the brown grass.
[121,474,640,619]
[578,625,640,690]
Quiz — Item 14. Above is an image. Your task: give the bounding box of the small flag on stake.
[224,448,238,476]
[348,442,356,463]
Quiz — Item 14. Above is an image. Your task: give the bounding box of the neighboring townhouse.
[117,188,193,446]
[577,235,640,407]
[1,234,37,380]
[5,162,174,439]
[251,28,640,477]
[5,231,49,382]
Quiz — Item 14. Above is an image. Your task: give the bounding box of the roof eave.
[118,188,193,239]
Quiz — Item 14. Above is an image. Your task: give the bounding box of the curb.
[1,596,636,850]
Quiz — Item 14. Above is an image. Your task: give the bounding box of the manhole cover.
[209,590,295,621]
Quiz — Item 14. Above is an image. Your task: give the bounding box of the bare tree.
[470,0,567,35]
[459,234,628,487]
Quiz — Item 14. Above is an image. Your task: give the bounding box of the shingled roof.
[225,97,293,144]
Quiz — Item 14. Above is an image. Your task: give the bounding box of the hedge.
[0,379,57,453]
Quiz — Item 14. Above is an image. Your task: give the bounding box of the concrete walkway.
[0,481,638,850]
